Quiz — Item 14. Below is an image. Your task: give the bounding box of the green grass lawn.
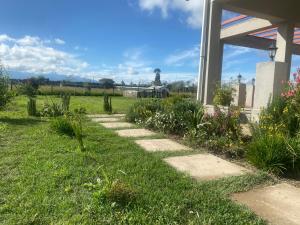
[3,95,137,117]
[0,96,272,224]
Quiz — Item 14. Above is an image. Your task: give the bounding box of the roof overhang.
[215,0,300,24]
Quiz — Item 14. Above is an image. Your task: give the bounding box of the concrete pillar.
[203,1,223,105]
[232,83,246,107]
[253,62,288,110]
[245,83,255,108]
[275,23,294,80]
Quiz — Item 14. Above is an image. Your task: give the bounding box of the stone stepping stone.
[232,183,300,225]
[135,139,190,152]
[100,122,133,129]
[164,154,250,180]
[116,129,156,137]
[92,117,123,122]
[88,114,125,118]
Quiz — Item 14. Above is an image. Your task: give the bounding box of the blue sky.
[0,0,299,83]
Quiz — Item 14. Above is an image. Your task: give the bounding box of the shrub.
[149,99,203,135]
[213,83,235,106]
[247,134,300,176]
[18,77,40,97]
[184,106,243,157]
[258,97,297,136]
[126,99,162,123]
[103,94,112,113]
[50,116,75,137]
[27,98,37,116]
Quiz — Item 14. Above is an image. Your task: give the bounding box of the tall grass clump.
[247,133,300,176]
[50,108,86,151]
[27,98,37,116]
[50,116,75,137]
[61,93,71,112]
[70,111,85,152]
[103,94,112,113]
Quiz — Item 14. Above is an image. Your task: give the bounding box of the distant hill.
[8,70,92,82]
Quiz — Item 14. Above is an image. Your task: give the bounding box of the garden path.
[116,128,156,137]
[90,114,300,225]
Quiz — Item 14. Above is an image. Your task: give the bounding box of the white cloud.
[17,36,41,46]
[54,38,65,45]
[0,34,89,77]
[165,45,199,66]
[0,34,15,43]
[138,0,203,28]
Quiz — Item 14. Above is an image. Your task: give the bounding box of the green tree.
[0,64,13,109]
[99,78,115,89]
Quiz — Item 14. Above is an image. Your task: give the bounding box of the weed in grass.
[84,168,137,208]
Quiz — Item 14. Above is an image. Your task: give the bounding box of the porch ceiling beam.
[223,35,300,55]
[221,18,278,40]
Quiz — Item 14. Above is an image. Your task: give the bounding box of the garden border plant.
[126,96,244,158]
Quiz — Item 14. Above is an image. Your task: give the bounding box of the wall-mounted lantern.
[237,74,242,83]
[268,42,278,61]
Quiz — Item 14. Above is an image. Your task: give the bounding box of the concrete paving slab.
[232,183,300,225]
[135,139,190,152]
[164,154,250,180]
[100,122,133,129]
[92,117,123,122]
[88,114,125,118]
[116,129,156,137]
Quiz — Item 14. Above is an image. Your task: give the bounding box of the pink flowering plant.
[259,69,300,136]
[248,69,300,176]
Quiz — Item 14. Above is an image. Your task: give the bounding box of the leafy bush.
[50,116,75,137]
[148,99,203,135]
[18,78,40,97]
[213,83,235,106]
[185,106,243,157]
[27,98,37,116]
[247,134,300,176]
[127,98,243,156]
[126,99,162,123]
[258,97,298,136]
